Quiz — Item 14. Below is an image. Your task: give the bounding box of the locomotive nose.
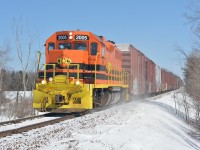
[48,50,88,65]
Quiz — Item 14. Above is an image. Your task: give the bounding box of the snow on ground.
[4,91,32,100]
[0,91,33,122]
[0,91,200,150]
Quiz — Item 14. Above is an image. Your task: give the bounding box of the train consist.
[33,30,181,112]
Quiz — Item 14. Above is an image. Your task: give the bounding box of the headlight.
[75,80,80,85]
[69,32,73,35]
[49,77,53,82]
[41,80,47,84]
[69,36,73,39]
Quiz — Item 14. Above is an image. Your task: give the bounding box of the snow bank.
[0,91,200,150]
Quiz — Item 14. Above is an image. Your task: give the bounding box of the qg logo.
[57,58,72,65]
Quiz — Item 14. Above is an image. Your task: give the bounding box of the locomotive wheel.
[93,90,110,108]
[99,92,109,106]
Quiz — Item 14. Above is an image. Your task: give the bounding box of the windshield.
[59,43,72,50]
[48,42,87,50]
[74,43,87,50]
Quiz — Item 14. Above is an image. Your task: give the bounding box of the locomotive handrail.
[67,64,80,83]
[122,69,129,85]
[43,64,56,81]
[40,63,80,85]
[122,69,124,85]
[125,72,129,85]
[94,53,99,88]
[37,51,41,72]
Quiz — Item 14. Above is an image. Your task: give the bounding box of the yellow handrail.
[43,64,56,81]
[94,53,99,87]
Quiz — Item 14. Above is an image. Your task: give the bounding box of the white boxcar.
[155,65,162,93]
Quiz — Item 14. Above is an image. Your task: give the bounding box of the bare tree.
[192,98,200,125]
[185,0,200,41]
[178,1,200,126]
[181,88,190,122]
[0,42,11,91]
[0,42,11,116]
[173,91,178,114]
[12,18,38,98]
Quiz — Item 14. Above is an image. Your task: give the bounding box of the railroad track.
[0,112,70,126]
[0,113,49,126]
[0,113,75,138]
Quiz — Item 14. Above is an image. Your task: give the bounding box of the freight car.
[116,44,181,97]
[33,30,129,112]
[33,31,181,112]
[161,69,181,92]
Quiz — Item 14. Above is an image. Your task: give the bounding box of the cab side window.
[91,42,98,55]
[48,42,55,50]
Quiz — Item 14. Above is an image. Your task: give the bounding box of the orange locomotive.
[33,30,129,112]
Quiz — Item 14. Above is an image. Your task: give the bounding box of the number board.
[57,35,68,40]
[75,35,89,40]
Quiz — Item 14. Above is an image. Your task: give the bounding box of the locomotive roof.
[116,44,136,51]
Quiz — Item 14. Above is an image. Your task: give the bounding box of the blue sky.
[0,0,195,78]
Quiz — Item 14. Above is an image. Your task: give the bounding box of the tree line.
[178,1,200,125]
[0,69,36,91]
[184,1,200,106]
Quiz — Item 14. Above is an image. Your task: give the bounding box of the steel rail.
[0,114,74,138]
[0,113,51,126]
